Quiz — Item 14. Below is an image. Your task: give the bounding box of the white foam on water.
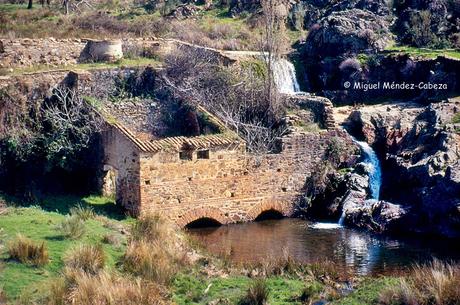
[309,223,343,229]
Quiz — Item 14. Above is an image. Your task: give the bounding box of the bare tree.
[163,46,286,154]
[260,0,289,118]
[42,87,102,162]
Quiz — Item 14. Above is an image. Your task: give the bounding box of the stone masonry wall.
[102,125,141,214]
[138,129,355,227]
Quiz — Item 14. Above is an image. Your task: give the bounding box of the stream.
[188,218,460,276]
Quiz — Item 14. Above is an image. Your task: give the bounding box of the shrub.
[64,244,105,275]
[379,260,460,305]
[57,215,86,239]
[241,279,269,305]
[339,58,362,72]
[409,10,437,47]
[122,240,177,285]
[70,204,95,221]
[7,234,49,266]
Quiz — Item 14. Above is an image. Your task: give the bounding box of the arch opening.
[185,217,222,229]
[254,209,284,221]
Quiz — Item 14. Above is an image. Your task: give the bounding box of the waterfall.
[352,139,382,200]
[338,138,382,226]
[272,58,300,94]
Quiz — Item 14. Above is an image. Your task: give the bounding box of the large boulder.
[343,200,407,233]
[304,9,392,58]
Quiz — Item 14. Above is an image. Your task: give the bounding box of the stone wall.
[137,129,355,226]
[0,37,257,71]
[285,94,336,129]
[102,125,141,214]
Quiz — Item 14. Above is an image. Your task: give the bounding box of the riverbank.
[1,195,459,304]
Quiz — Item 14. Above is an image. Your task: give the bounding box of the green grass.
[0,205,128,299]
[332,277,399,305]
[452,113,460,124]
[0,3,37,12]
[6,57,161,76]
[173,273,306,305]
[385,45,460,60]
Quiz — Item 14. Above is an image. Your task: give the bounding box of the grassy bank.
[385,45,460,60]
[0,196,129,299]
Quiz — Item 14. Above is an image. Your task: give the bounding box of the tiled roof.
[111,122,241,153]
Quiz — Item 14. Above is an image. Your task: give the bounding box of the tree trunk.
[64,0,69,14]
[27,0,33,9]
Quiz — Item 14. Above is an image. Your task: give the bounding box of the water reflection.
[187,218,460,276]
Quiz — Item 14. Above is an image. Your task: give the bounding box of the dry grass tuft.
[260,250,301,276]
[7,234,49,266]
[56,270,167,305]
[130,213,174,243]
[122,213,186,285]
[0,286,7,304]
[64,244,105,275]
[56,215,86,239]
[241,278,269,305]
[69,204,95,221]
[379,259,460,305]
[122,239,178,285]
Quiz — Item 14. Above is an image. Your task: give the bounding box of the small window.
[197,150,210,159]
[179,151,193,161]
[145,180,151,185]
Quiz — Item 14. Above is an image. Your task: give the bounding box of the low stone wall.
[0,37,259,70]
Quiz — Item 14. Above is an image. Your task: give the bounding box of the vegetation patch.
[385,46,460,60]
[452,113,460,124]
[0,202,127,299]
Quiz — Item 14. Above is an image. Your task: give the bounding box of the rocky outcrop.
[166,3,203,19]
[344,98,460,237]
[303,9,393,58]
[302,54,460,105]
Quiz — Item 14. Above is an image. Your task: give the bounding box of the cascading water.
[272,58,300,94]
[338,138,382,226]
[353,139,382,200]
[272,57,383,229]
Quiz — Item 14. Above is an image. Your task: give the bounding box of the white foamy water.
[351,139,382,200]
[272,58,300,94]
[309,223,342,229]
